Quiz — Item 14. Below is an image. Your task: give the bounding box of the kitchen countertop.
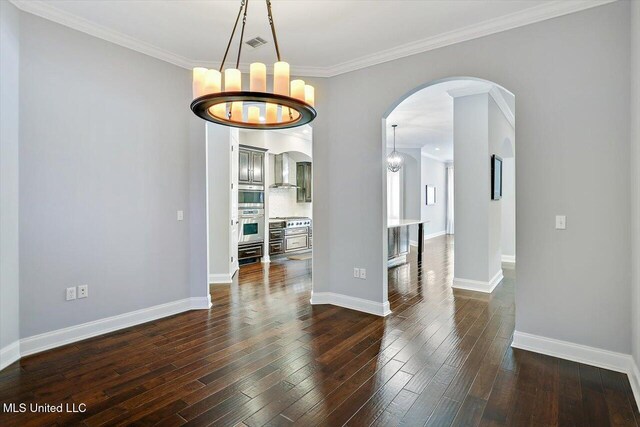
[387,219,430,228]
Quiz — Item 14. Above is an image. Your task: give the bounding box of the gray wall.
[420,156,447,236]
[0,0,21,355]
[18,13,195,337]
[501,158,516,259]
[316,2,631,353]
[453,93,492,282]
[488,96,514,272]
[631,0,640,368]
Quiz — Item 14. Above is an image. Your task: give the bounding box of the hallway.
[0,236,637,426]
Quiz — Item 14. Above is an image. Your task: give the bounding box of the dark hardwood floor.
[1,235,638,426]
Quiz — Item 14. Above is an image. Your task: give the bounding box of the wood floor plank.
[0,236,636,427]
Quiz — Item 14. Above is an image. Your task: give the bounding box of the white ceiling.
[12,0,614,77]
[386,79,514,163]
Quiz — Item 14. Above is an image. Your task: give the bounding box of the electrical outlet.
[360,268,366,279]
[353,267,360,278]
[555,215,566,230]
[66,287,76,301]
[177,210,184,221]
[78,284,88,299]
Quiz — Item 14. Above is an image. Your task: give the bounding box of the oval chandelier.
[387,124,404,172]
[190,0,316,130]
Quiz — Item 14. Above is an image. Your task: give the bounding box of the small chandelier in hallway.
[190,0,317,130]
[387,124,403,172]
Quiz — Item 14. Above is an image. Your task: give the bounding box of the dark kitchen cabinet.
[239,147,265,186]
[296,162,312,203]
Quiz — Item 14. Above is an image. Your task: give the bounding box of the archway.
[382,76,516,305]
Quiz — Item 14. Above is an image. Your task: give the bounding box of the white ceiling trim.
[489,87,515,128]
[11,0,617,78]
[447,85,515,128]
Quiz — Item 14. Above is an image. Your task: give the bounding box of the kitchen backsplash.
[269,188,312,218]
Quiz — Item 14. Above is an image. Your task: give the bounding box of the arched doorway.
[382,77,516,304]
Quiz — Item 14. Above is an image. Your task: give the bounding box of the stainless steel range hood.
[270,153,298,188]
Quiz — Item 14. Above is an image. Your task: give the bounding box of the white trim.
[190,295,212,310]
[19,297,208,358]
[489,87,515,128]
[453,269,503,293]
[410,230,447,247]
[629,360,640,411]
[512,331,640,393]
[209,273,233,284]
[10,0,616,77]
[10,0,194,69]
[421,151,450,163]
[310,292,391,317]
[0,341,21,370]
[447,84,493,98]
[501,255,516,264]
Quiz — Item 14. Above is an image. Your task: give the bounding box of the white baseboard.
[453,269,503,293]
[209,273,233,284]
[18,297,209,360]
[0,341,20,370]
[512,331,640,409]
[310,292,391,317]
[190,294,212,309]
[501,255,516,264]
[410,230,447,246]
[629,359,640,411]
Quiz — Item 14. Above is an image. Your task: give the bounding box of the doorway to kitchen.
[383,77,516,297]
[206,124,313,290]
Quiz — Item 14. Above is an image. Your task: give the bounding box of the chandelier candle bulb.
[274,62,290,96]
[231,101,243,122]
[192,67,207,98]
[248,106,260,124]
[304,85,315,107]
[225,68,242,91]
[203,69,221,95]
[291,80,305,101]
[250,63,267,92]
[266,103,278,123]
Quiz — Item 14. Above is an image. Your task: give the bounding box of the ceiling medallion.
[387,124,404,172]
[190,0,316,130]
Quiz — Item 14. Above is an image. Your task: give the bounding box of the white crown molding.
[323,0,617,77]
[447,84,493,98]
[489,87,516,128]
[10,0,194,69]
[421,151,451,163]
[453,269,503,293]
[11,0,617,78]
[310,291,391,317]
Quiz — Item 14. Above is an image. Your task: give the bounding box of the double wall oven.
[238,184,265,246]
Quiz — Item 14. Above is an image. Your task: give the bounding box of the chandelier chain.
[266,0,282,62]
[236,0,249,69]
[219,0,246,72]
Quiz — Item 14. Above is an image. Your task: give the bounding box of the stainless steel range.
[269,217,312,254]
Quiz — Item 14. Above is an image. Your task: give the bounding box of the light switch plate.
[353,268,360,278]
[66,287,76,301]
[555,215,566,230]
[177,210,184,221]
